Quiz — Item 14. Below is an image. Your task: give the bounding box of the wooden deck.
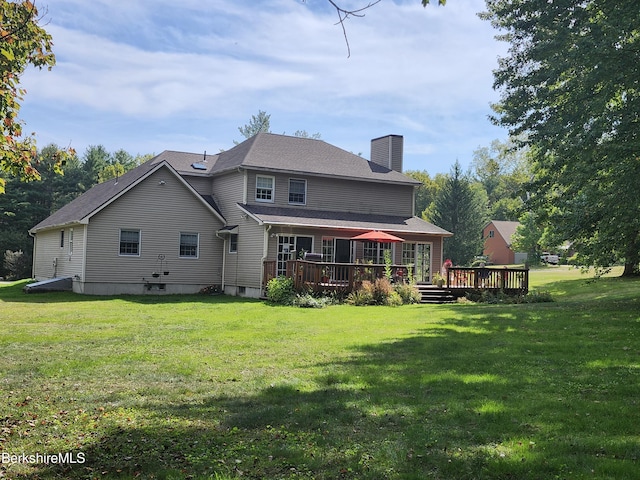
[263,261,529,296]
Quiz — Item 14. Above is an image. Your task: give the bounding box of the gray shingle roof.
[30,161,224,233]
[154,133,420,185]
[239,203,452,236]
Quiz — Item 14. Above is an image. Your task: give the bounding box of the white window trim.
[119,229,141,257]
[179,232,200,259]
[229,233,238,253]
[255,175,275,203]
[288,178,307,205]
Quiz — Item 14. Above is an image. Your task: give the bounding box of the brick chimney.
[370,135,404,173]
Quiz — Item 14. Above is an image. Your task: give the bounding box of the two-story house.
[29,133,452,296]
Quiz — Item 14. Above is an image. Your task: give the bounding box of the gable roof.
[238,203,452,236]
[153,133,420,186]
[486,220,520,246]
[30,160,225,233]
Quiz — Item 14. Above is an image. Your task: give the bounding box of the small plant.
[432,272,445,286]
[199,284,222,295]
[266,276,295,305]
[383,249,393,280]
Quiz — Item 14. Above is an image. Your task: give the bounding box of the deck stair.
[415,284,456,304]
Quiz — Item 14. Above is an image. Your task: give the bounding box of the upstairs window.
[60,230,64,248]
[288,179,306,205]
[488,230,495,238]
[179,232,199,258]
[119,229,140,256]
[256,175,274,202]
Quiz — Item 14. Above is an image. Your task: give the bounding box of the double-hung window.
[256,175,274,202]
[229,234,238,253]
[288,178,306,205]
[179,232,199,258]
[119,229,140,256]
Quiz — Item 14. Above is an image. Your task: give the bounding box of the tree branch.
[325,0,382,57]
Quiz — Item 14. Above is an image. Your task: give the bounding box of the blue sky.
[20,0,508,174]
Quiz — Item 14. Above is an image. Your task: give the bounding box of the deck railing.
[446,266,529,294]
[263,260,410,294]
[262,261,529,295]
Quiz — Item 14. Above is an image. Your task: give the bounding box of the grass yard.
[1,267,639,479]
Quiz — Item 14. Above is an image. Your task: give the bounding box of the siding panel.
[84,168,224,287]
[246,171,414,216]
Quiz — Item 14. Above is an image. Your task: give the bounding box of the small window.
[229,234,238,253]
[60,230,64,248]
[489,230,495,238]
[179,232,199,258]
[119,229,140,256]
[288,179,306,205]
[256,175,274,202]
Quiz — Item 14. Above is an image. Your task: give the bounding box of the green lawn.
[1,267,639,479]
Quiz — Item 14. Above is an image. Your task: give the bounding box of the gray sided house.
[30,133,452,297]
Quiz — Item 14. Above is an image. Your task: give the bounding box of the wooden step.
[415,284,457,304]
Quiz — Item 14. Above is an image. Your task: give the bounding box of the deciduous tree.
[0,0,73,193]
[483,0,640,276]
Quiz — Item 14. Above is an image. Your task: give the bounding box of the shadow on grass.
[27,302,640,479]
[0,280,259,305]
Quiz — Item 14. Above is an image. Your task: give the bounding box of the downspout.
[215,230,226,291]
[81,226,88,291]
[240,167,248,204]
[28,230,36,279]
[262,225,272,291]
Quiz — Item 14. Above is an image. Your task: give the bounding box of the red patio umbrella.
[350,230,404,243]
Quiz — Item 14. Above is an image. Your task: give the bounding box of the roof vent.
[191,163,207,171]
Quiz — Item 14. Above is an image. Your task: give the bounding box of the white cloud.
[20,0,508,174]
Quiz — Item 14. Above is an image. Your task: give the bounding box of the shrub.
[465,289,554,304]
[292,293,332,308]
[346,281,375,306]
[266,276,295,305]
[384,290,403,307]
[347,278,407,306]
[3,250,31,280]
[394,282,421,304]
[372,277,394,304]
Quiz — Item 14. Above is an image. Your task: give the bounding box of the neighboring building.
[30,133,452,297]
[482,220,527,265]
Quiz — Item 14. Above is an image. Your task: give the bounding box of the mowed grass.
[1,267,639,479]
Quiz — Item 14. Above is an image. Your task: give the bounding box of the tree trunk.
[622,234,640,277]
[622,262,639,277]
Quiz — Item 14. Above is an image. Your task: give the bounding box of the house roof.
[152,133,420,186]
[30,161,225,233]
[238,203,452,236]
[487,220,520,246]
